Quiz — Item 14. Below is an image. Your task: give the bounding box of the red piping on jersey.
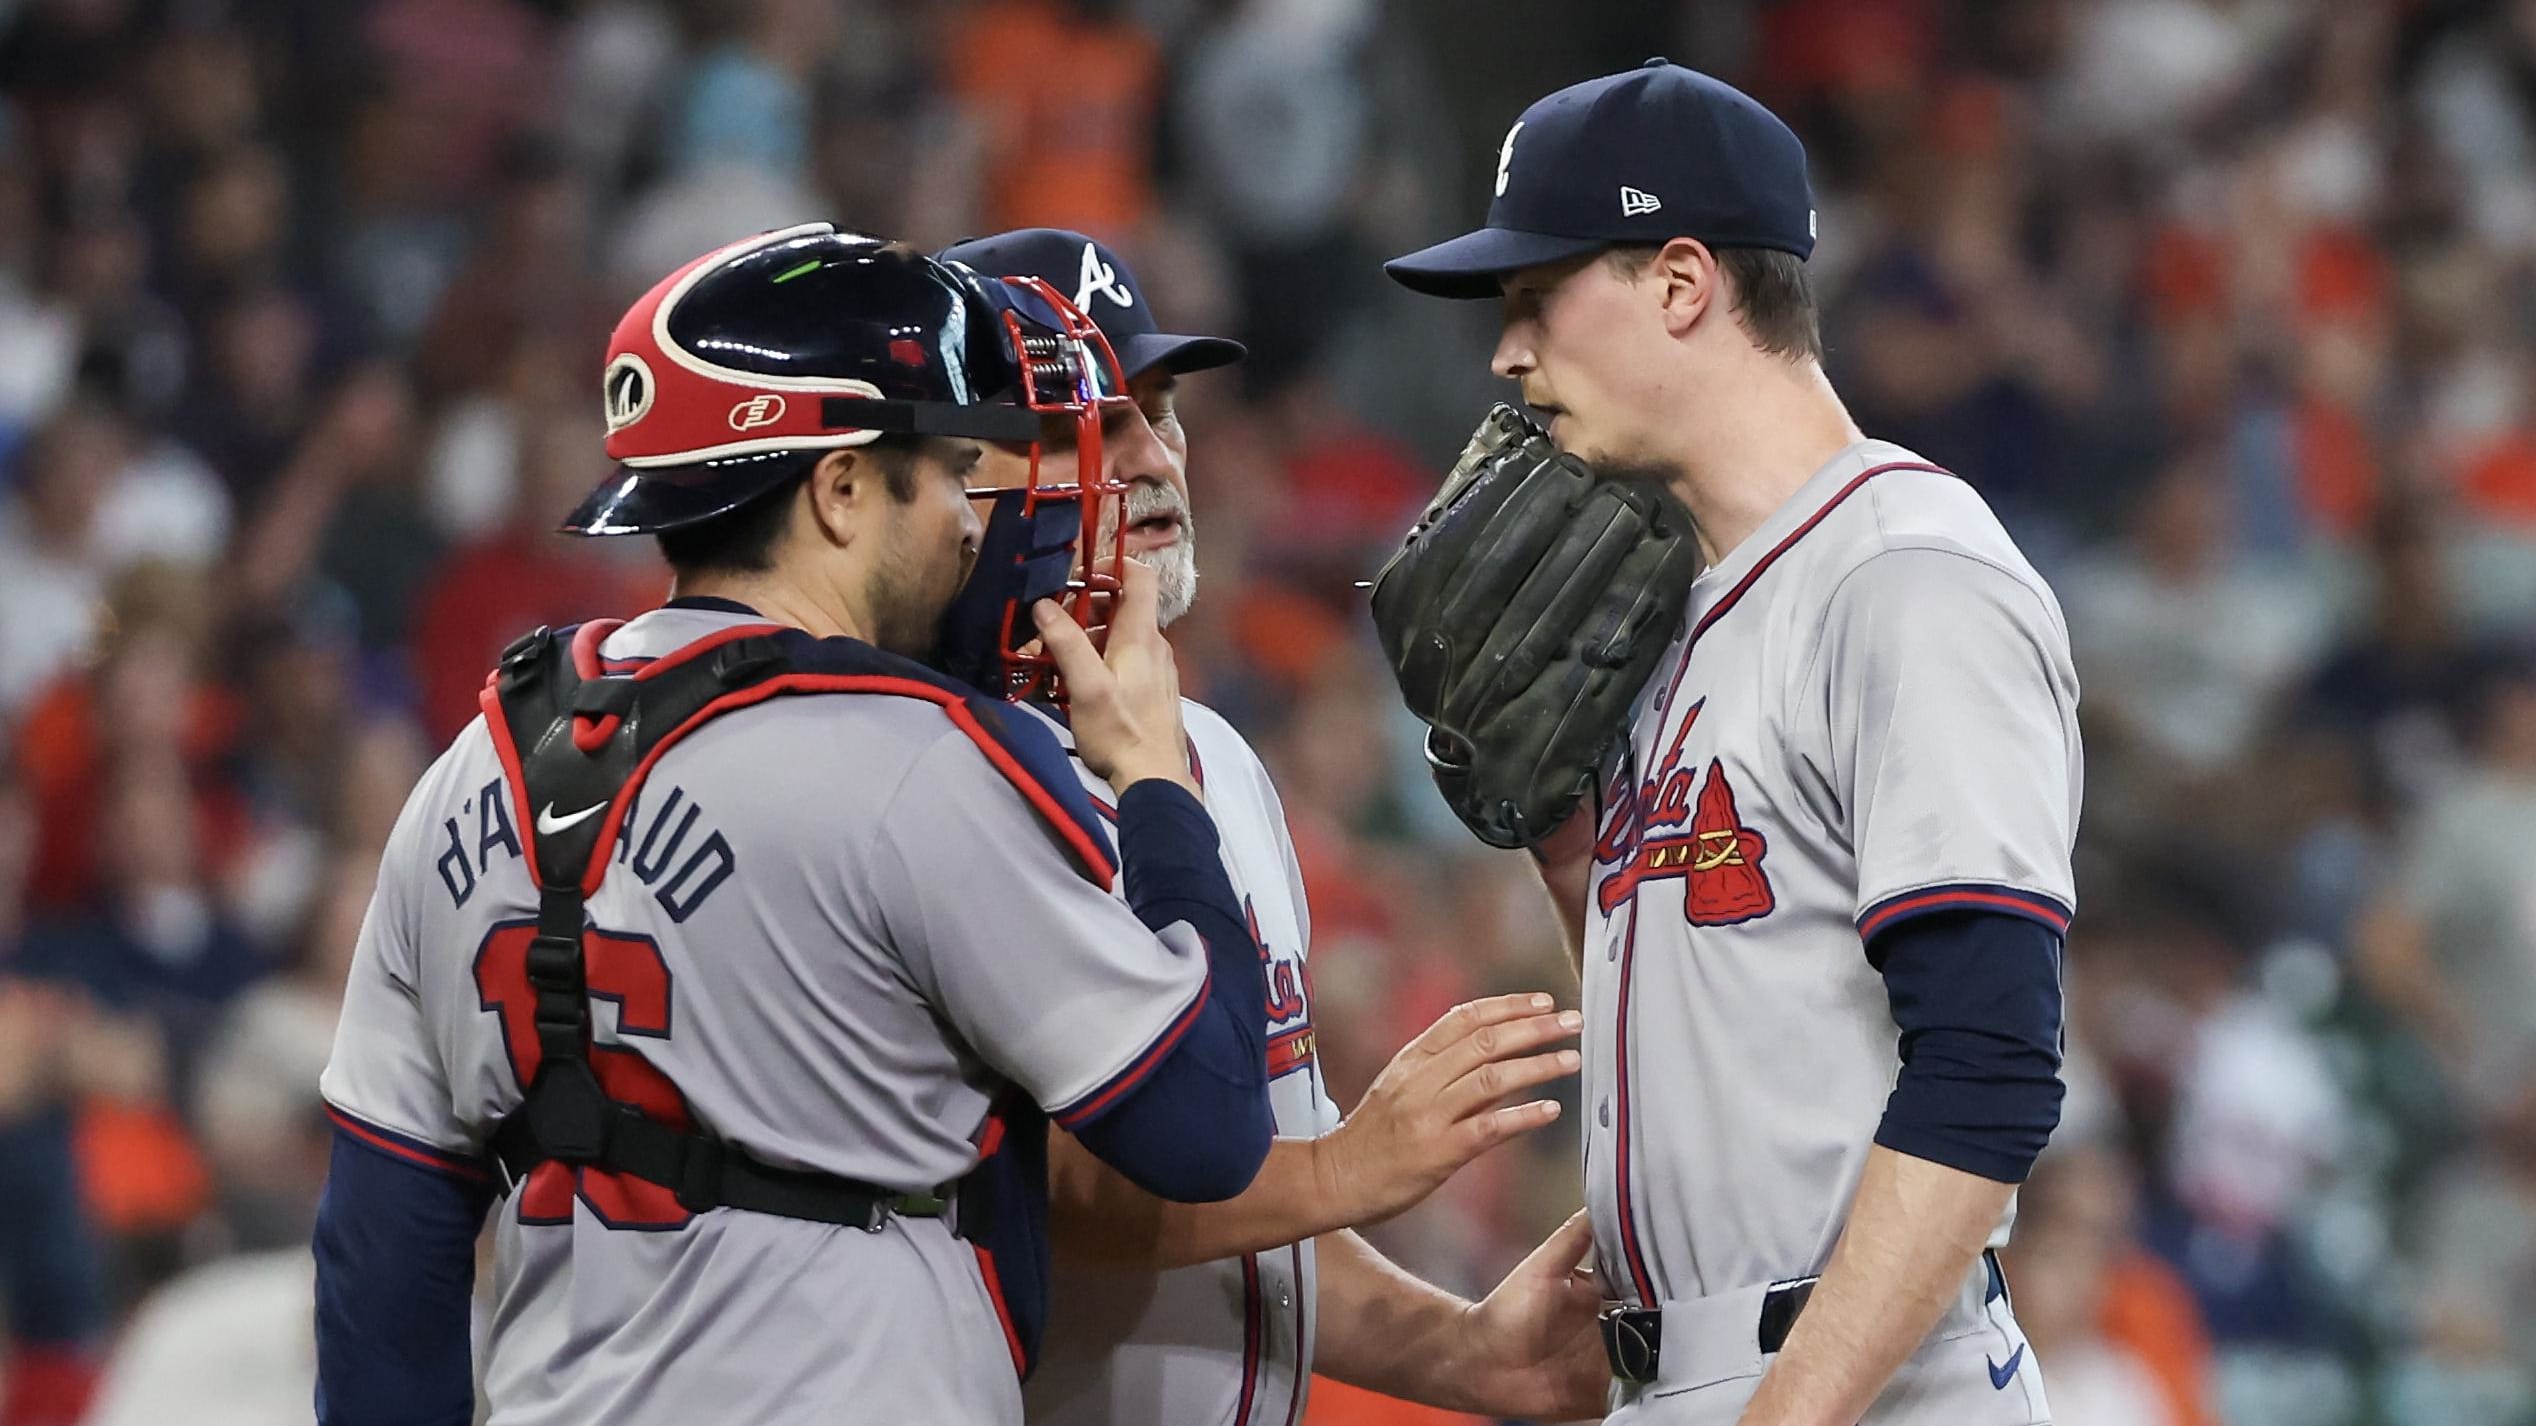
[480,682,546,885]
[326,1105,491,1183]
[1652,462,1948,718]
[1857,886,2071,941]
[1231,1252,1264,1426]
[567,620,785,754]
[1053,979,1211,1128]
[486,626,1116,889]
[1610,459,1948,1310]
[1609,899,1657,1305]
[573,673,1118,896]
[968,1100,1025,1376]
[972,1243,1027,1375]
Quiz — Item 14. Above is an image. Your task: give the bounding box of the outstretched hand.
[1033,557,1193,796]
[1455,1210,1611,1423]
[1321,992,1582,1226]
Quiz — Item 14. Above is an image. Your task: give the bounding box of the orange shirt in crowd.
[1302,1376,1486,1426]
[75,1098,212,1236]
[11,677,248,912]
[2460,431,2536,525]
[943,0,1161,235]
[2100,1250,2221,1426]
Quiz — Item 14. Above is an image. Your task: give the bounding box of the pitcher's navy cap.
[940,229,1245,379]
[1385,59,1816,300]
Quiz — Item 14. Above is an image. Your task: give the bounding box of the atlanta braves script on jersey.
[319,604,1218,1426]
[1585,443,2080,1424]
[1022,699,1342,1426]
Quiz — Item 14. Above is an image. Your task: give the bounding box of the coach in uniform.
[312,225,1280,1426]
[1381,63,2080,1425]
[942,228,1612,1426]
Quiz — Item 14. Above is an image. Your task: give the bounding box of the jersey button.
[1599,1099,1612,1127]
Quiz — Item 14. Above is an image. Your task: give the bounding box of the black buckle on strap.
[522,1061,609,1162]
[571,678,640,718]
[1598,1275,1821,1387]
[499,627,554,678]
[1599,1304,1661,1384]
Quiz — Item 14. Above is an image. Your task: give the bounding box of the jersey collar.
[1692,439,1920,599]
[662,595,765,617]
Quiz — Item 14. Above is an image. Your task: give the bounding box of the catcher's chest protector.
[478,621,959,1230]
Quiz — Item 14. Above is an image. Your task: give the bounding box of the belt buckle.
[1598,1302,1661,1385]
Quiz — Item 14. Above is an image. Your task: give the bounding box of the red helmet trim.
[602,223,903,467]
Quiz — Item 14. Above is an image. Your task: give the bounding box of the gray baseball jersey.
[1022,700,1343,1426]
[319,605,1218,1426]
[1582,443,2079,1415]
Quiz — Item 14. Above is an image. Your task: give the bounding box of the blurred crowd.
[1,0,2534,1424]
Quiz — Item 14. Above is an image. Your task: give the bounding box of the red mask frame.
[966,274,1134,706]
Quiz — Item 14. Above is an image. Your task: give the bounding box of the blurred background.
[0,0,2533,1423]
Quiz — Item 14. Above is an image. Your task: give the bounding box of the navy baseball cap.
[1385,59,1816,300]
[939,229,1245,380]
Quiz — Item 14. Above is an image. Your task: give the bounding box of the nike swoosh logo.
[1987,1343,2025,1390]
[535,801,607,835]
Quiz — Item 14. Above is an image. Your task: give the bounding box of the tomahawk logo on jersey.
[1579,444,2082,1324]
[1592,699,1777,922]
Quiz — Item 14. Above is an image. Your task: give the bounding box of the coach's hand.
[1452,1210,1610,1422]
[1035,557,1195,797]
[1320,993,1582,1226]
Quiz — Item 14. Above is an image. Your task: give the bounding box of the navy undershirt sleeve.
[313,1129,495,1426]
[1867,907,2065,1184]
[1070,777,1272,1202]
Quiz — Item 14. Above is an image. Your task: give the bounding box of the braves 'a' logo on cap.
[603,354,654,433]
[1620,186,1663,218]
[1495,120,1525,197]
[729,394,787,431]
[1074,242,1133,312]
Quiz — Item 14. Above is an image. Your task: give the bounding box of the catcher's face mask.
[935,274,1132,705]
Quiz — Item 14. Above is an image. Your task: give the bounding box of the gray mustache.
[1122,483,1187,523]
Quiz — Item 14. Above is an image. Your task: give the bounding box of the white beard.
[1106,481,1199,627]
[1150,537,1198,627]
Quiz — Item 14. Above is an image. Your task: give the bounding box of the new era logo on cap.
[1385,59,1817,299]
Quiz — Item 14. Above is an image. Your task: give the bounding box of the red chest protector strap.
[479,622,960,1232]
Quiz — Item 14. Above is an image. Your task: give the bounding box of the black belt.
[1600,1250,2007,1385]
